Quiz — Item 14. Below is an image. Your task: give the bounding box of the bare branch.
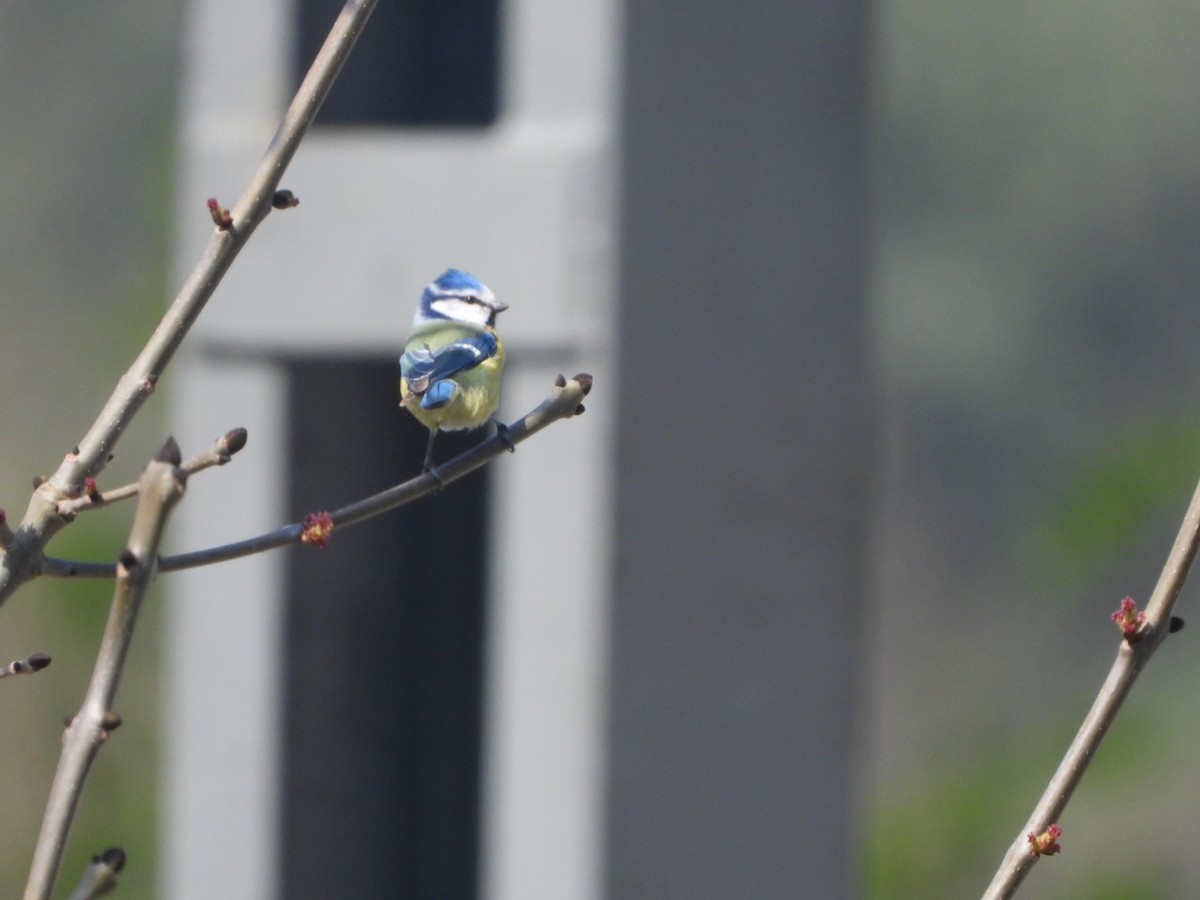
[0,0,379,610]
[24,451,186,900]
[66,848,125,900]
[0,651,52,680]
[41,375,594,578]
[982,470,1200,898]
[0,509,13,549]
[56,428,248,518]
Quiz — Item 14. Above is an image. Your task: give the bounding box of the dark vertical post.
[607,1,872,896]
[282,359,488,898]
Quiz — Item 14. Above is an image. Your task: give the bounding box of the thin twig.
[0,651,51,680]
[24,445,187,900]
[0,0,379,609]
[66,848,125,900]
[0,509,13,549]
[56,428,247,518]
[982,471,1200,898]
[41,375,594,578]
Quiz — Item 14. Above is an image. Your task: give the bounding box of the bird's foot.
[422,464,445,492]
[493,418,515,453]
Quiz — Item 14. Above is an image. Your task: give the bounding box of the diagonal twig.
[0,651,52,680]
[55,428,247,519]
[0,0,379,610]
[66,848,125,900]
[23,443,187,900]
[982,471,1200,898]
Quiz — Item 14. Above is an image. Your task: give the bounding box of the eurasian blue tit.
[399,268,508,472]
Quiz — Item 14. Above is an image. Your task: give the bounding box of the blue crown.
[426,268,487,300]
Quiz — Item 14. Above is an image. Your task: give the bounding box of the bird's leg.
[422,429,439,472]
[422,431,447,490]
[492,417,515,453]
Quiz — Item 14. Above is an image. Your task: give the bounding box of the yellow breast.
[399,324,505,433]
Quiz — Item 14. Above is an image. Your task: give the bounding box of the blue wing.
[400,331,498,404]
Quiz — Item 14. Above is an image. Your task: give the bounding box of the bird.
[399,268,509,473]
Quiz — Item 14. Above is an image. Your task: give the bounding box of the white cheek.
[431,297,490,325]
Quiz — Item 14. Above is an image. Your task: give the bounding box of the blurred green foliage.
[1026,418,1200,584]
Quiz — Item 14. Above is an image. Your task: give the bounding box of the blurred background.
[869,5,1200,897]
[0,1,180,897]
[0,0,1199,897]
